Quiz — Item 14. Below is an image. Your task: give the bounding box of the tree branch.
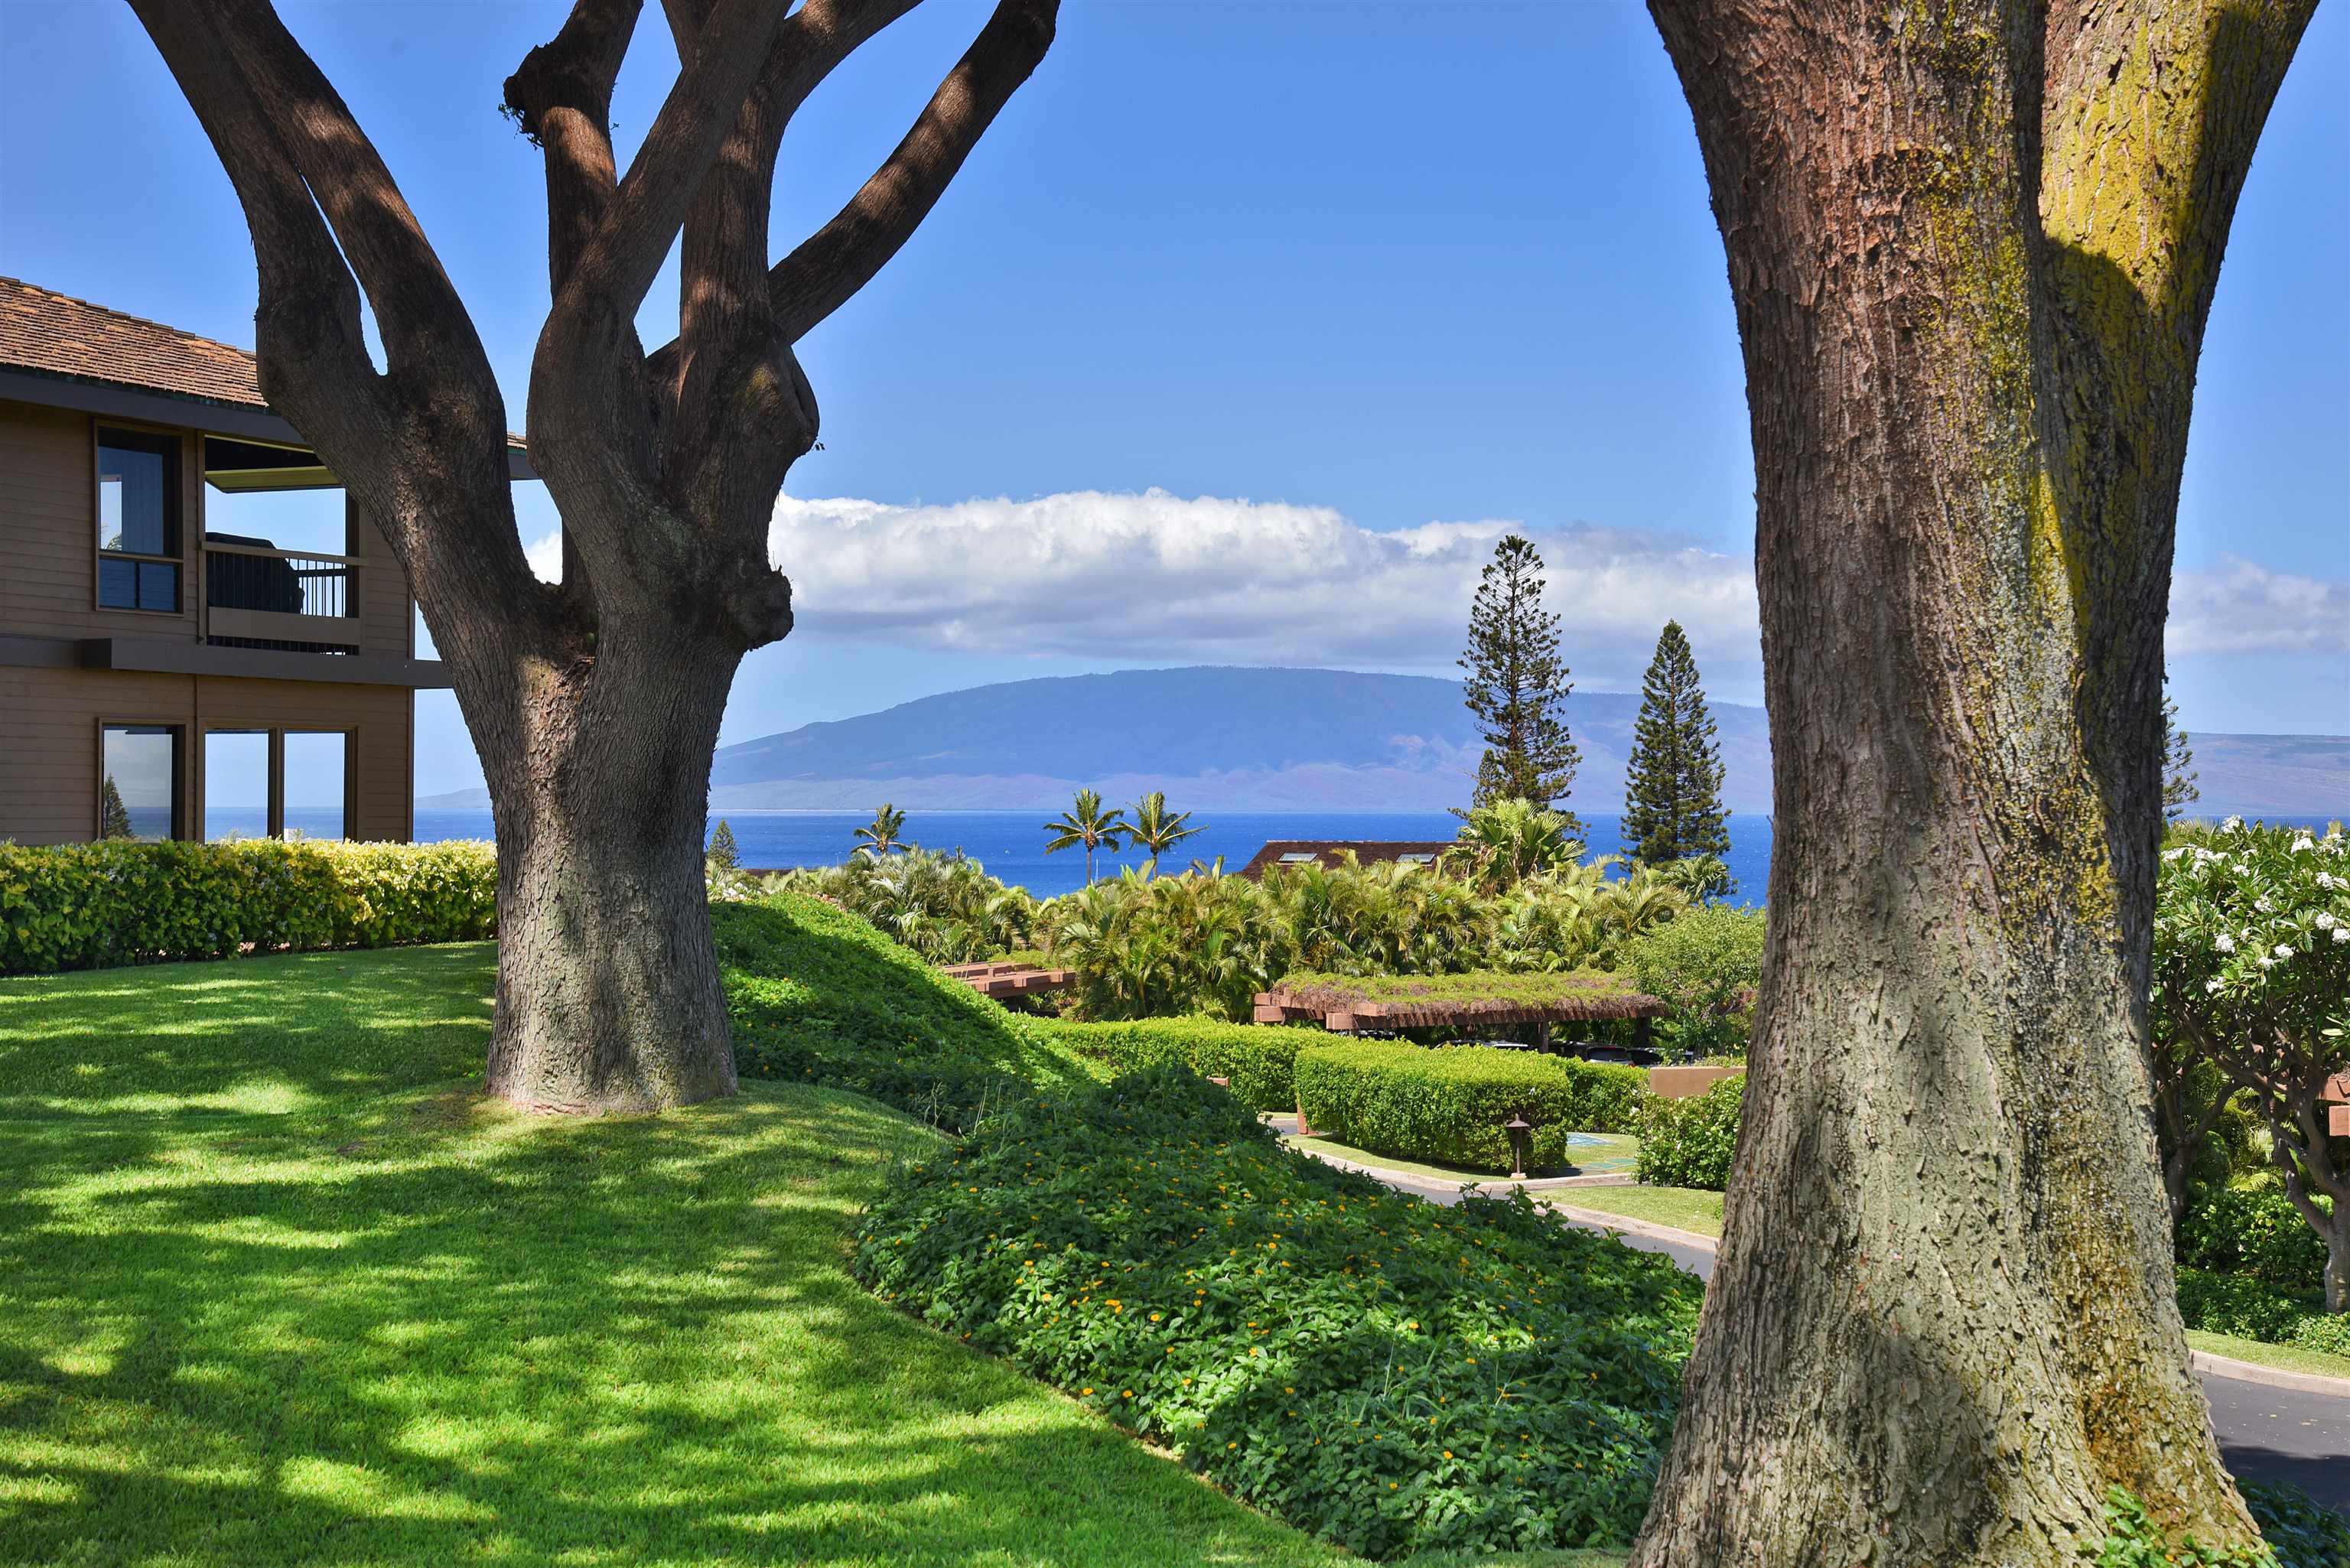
[767,0,1057,343]
[504,0,643,294]
[563,0,789,318]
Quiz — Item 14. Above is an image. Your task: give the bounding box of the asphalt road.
[1378,1170,2350,1515]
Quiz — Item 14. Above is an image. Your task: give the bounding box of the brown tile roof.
[1235,840,1457,879]
[0,276,265,409]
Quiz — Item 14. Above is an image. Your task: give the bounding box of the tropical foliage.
[854,802,910,857]
[0,838,497,974]
[1128,791,1205,862]
[1624,905,1767,1059]
[767,847,1037,965]
[1444,797,1583,893]
[2153,818,2350,1309]
[1044,788,1129,884]
[851,1069,1701,1559]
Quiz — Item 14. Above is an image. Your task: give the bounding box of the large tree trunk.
[480,631,743,1114]
[131,0,1059,1117]
[1631,0,2315,1558]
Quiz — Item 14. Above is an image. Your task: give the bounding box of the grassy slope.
[0,945,1354,1567]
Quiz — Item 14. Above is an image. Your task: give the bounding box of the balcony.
[203,532,362,651]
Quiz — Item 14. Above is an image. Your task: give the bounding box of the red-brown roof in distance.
[0,275,265,408]
[0,276,528,451]
[1236,840,1457,880]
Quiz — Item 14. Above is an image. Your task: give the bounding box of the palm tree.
[854,803,909,858]
[1043,788,1129,885]
[1126,792,1203,867]
[1444,797,1583,893]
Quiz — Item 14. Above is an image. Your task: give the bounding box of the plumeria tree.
[2153,818,2350,1311]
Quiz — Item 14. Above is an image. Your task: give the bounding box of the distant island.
[418,664,2350,818]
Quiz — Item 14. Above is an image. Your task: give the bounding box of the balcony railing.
[203,536,363,649]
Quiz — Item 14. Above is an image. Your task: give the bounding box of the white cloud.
[758,488,1760,690]
[529,497,2342,700]
[2167,555,2350,656]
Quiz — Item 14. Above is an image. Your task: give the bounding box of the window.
[282,732,349,841]
[1397,853,1437,867]
[1278,851,1319,864]
[203,730,270,841]
[202,729,351,841]
[96,428,181,612]
[100,726,180,841]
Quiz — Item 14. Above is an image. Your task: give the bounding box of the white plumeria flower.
[2335,927,2349,945]
[2163,847,2186,862]
[2274,944,2295,960]
[2318,912,2339,931]
[2293,837,2316,854]
[2257,955,2275,969]
[2205,977,2225,994]
[2215,934,2236,953]
[2222,815,2244,831]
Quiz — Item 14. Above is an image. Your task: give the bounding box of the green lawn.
[1284,1131,1641,1184]
[1546,1185,1725,1238]
[0,945,1435,1567]
[2185,1328,2350,1383]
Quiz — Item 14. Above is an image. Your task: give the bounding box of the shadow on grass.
[0,950,1339,1568]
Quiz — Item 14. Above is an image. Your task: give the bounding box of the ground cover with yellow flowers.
[851,1064,1701,1559]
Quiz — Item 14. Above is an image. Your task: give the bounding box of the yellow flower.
[1081,1387,1093,1395]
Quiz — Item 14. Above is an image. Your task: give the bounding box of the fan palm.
[854,802,909,858]
[1127,792,1204,865]
[1043,788,1129,885]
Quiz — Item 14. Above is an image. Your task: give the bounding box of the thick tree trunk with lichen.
[1629,0,2315,1559]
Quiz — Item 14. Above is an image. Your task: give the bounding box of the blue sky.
[2,1,2343,797]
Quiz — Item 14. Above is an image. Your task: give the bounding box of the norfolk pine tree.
[1623,620,1731,896]
[1459,534,1583,836]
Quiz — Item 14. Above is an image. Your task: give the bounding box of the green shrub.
[0,838,497,974]
[2244,1482,2350,1568]
[1293,1040,1647,1173]
[1624,905,1766,1059]
[1023,1015,1311,1111]
[1636,1076,1744,1191]
[2176,1267,2309,1343]
[851,1067,1701,1559]
[715,891,1103,1131]
[2177,1180,2332,1296]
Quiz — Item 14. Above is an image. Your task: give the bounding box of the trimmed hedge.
[0,838,497,974]
[1636,1075,1744,1191]
[1021,1016,1310,1111]
[2176,1267,2350,1359]
[1294,1039,1647,1173]
[852,1067,1701,1558]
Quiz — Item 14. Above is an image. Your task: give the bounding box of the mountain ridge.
[418,664,2349,818]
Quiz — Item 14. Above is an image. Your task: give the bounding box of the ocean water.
[410,807,1777,903]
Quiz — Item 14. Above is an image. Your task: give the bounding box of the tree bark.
[1631,0,2315,1558]
[480,627,743,1114]
[134,0,1058,1114]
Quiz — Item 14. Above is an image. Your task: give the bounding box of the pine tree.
[1623,622,1732,898]
[99,775,135,841]
[2163,683,2199,822]
[705,819,740,872]
[1458,534,1582,834]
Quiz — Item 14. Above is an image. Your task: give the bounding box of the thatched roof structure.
[1236,841,1454,880]
[1254,971,1665,1032]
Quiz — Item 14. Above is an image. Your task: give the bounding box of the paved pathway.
[1311,1147,2350,1515]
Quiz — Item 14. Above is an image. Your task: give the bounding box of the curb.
[1539,1201,1725,1255]
[1539,1205,2350,1401]
[2189,1348,2350,1399]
